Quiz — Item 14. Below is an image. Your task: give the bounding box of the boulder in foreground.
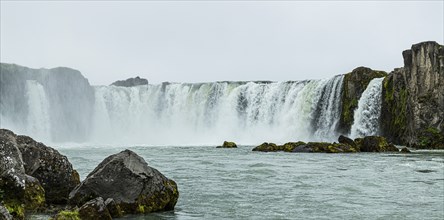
[69,149,179,214]
[16,135,80,204]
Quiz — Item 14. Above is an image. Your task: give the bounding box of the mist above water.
[0,64,384,145]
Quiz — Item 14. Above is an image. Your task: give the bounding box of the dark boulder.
[104,198,123,218]
[16,135,80,204]
[78,197,112,220]
[281,142,306,152]
[338,135,356,148]
[292,142,358,153]
[0,129,46,219]
[216,141,237,148]
[69,149,179,214]
[252,142,279,152]
[357,136,398,152]
[110,76,148,87]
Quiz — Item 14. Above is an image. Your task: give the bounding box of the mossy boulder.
[281,142,306,152]
[78,197,112,220]
[338,135,356,147]
[356,136,398,152]
[69,150,179,215]
[0,129,45,219]
[104,198,123,218]
[292,142,359,153]
[338,67,387,134]
[252,142,306,152]
[252,142,279,152]
[411,127,444,149]
[16,135,80,204]
[216,141,237,148]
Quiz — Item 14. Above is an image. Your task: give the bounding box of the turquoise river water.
[41,145,444,219]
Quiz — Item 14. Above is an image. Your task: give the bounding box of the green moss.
[24,179,45,210]
[53,210,80,220]
[4,200,25,219]
[382,76,408,142]
[137,204,145,213]
[416,127,444,149]
[282,141,306,152]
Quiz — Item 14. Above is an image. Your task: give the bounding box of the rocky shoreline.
[0,129,179,220]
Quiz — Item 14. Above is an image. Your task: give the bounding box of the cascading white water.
[25,80,51,141]
[0,62,348,145]
[312,75,344,140]
[91,75,344,145]
[350,77,384,138]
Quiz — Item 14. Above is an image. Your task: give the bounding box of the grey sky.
[1,1,443,85]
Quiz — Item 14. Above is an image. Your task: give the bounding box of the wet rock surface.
[16,135,80,204]
[69,149,179,214]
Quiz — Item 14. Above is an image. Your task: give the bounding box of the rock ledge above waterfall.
[110,76,148,87]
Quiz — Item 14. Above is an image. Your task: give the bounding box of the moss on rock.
[216,141,237,148]
[53,210,80,220]
[412,127,444,149]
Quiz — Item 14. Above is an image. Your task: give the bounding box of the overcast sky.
[1,1,443,85]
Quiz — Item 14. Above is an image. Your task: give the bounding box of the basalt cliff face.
[381,41,444,148]
[0,64,95,142]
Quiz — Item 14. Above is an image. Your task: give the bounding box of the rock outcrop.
[216,141,237,148]
[381,41,444,148]
[338,67,388,134]
[292,142,359,153]
[16,135,80,204]
[69,150,178,214]
[355,136,398,152]
[252,136,400,153]
[110,76,148,87]
[0,129,80,219]
[252,142,306,152]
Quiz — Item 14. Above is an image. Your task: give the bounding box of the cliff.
[0,63,95,142]
[338,67,387,134]
[381,41,444,148]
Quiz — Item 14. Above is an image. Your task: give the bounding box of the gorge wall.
[381,41,444,148]
[0,41,442,147]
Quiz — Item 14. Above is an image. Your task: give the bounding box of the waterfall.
[312,75,344,140]
[0,63,352,145]
[350,77,384,138]
[25,80,51,141]
[91,76,344,145]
